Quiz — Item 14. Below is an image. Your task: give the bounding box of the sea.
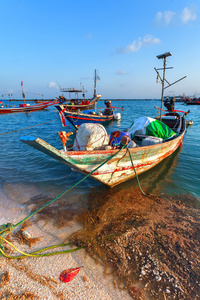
[0,99,199,212]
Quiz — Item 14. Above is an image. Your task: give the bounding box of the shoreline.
[0,187,131,300]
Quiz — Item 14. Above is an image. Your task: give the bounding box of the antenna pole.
[155,52,172,121]
[160,57,167,120]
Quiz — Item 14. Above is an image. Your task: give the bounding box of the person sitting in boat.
[164,97,175,112]
[105,100,111,108]
[104,100,113,115]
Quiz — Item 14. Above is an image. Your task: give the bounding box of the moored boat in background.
[0,100,61,114]
[57,93,101,112]
[56,100,123,129]
[57,69,101,111]
[185,97,200,105]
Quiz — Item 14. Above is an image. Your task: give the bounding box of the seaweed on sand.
[70,189,200,300]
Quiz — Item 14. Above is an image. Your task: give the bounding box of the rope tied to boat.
[0,137,148,258]
[0,119,58,136]
[0,145,128,258]
[119,138,147,197]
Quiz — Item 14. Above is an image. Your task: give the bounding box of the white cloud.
[155,6,197,26]
[115,70,128,75]
[156,12,163,23]
[48,82,59,89]
[181,6,197,24]
[116,35,160,54]
[164,11,176,25]
[156,10,176,25]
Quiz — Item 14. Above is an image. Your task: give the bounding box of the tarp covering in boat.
[127,117,176,140]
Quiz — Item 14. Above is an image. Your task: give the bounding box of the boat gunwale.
[63,122,185,158]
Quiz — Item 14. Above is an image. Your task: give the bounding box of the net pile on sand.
[71,189,200,300]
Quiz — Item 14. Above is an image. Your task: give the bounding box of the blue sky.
[0,0,199,99]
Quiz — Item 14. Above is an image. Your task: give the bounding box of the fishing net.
[70,188,200,300]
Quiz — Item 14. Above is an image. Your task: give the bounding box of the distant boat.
[0,81,61,114]
[57,94,102,112]
[57,69,101,111]
[0,100,61,114]
[185,98,200,105]
[56,100,123,129]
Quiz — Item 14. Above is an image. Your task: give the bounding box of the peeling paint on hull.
[20,118,186,187]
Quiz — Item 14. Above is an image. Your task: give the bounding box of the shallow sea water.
[0,99,199,212]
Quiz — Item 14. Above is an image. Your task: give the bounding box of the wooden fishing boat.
[0,100,61,114]
[57,69,101,111]
[20,111,186,187]
[185,98,200,105]
[20,54,188,187]
[58,94,102,112]
[56,100,122,129]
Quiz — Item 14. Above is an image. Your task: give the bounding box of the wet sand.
[1,183,200,300]
[0,187,131,300]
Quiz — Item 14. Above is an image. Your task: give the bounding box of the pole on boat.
[93,69,100,98]
[21,81,26,103]
[155,52,172,121]
[155,52,186,121]
[94,69,96,97]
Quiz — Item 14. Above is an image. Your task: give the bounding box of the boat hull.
[186,102,200,105]
[62,95,101,111]
[0,101,59,114]
[59,110,113,127]
[20,121,185,187]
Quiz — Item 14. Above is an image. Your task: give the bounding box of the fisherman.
[164,97,175,112]
[104,100,111,108]
[104,100,113,115]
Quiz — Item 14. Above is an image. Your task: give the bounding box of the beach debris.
[60,266,83,283]
[14,221,42,248]
[0,271,10,287]
[0,290,37,299]
[83,275,88,282]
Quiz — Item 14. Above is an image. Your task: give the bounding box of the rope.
[0,145,126,248]
[0,237,82,259]
[0,143,148,258]
[126,147,147,196]
[0,119,57,136]
[14,145,126,229]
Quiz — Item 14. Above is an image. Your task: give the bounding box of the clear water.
[0,99,199,209]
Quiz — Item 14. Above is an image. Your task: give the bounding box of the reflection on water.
[113,147,182,196]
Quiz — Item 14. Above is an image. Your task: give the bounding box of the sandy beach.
[0,187,132,300]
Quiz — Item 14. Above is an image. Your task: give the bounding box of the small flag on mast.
[21,81,23,86]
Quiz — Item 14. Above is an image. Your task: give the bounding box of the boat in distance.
[185,97,200,105]
[56,100,123,129]
[58,94,102,112]
[20,110,187,187]
[0,100,61,114]
[57,69,101,111]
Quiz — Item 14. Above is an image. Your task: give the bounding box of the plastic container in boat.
[141,136,163,146]
[110,131,131,145]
